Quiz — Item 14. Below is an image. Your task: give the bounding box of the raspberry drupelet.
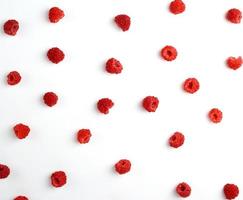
[43,92,58,107]
[226,56,242,70]
[226,8,242,24]
[77,129,92,144]
[115,159,131,175]
[47,47,65,64]
[97,98,114,114]
[106,58,123,74]
[49,7,65,23]
[169,0,186,15]
[0,164,10,179]
[183,78,200,94]
[114,14,131,31]
[160,45,177,61]
[3,19,19,36]
[51,171,67,188]
[169,132,185,148]
[142,96,159,112]
[208,108,223,123]
[7,71,21,85]
[223,184,239,199]
[176,182,191,198]
[13,123,30,139]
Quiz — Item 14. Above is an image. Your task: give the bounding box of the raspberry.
[47,47,65,64]
[106,58,123,74]
[77,129,92,144]
[115,159,131,175]
[169,132,185,148]
[183,78,200,94]
[169,0,186,14]
[51,171,67,188]
[160,45,177,61]
[97,98,114,114]
[208,108,223,123]
[224,184,239,199]
[0,164,10,179]
[49,7,65,23]
[226,56,242,70]
[3,19,19,36]
[176,182,191,198]
[142,96,159,112]
[13,123,30,139]
[14,196,28,200]
[7,71,21,86]
[43,92,58,107]
[114,14,131,31]
[226,8,242,24]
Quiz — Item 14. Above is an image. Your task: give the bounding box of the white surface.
[0,0,243,199]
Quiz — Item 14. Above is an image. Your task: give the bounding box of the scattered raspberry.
[47,47,65,64]
[226,8,242,24]
[142,96,159,112]
[183,78,200,94]
[14,196,28,200]
[106,58,123,74]
[51,171,67,188]
[97,98,114,114]
[0,164,10,179]
[160,45,177,61]
[226,56,242,70]
[114,14,131,31]
[115,159,131,175]
[208,108,223,123]
[224,184,239,199]
[169,0,186,14]
[3,19,19,36]
[77,129,92,144]
[7,71,21,86]
[169,132,185,148]
[13,123,30,139]
[43,92,58,107]
[176,182,191,198]
[49,7,65,23]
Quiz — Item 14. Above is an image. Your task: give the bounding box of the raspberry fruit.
[208,108,223,123]
[183,78,200,94]
[226,56,242,70]
[224,184,239,199]
[97,98,114,114]
[114,14,131,31]
[169,132,185,148]
[176,182,191,198]
[115,159,131,175]
[142,96,159,112]
[7,71,21,86]
[0,164,10,179]
[106,58,123,74]
[169,0,186,15]
[226,8,242,24]
[3,19,19,36]
[51,171,67,188]
[14,196,28,200]
[13,123,30,139]
[47,47,65,64]
[49,7,65,23]
[160,45,177,61]
[43,92,58,107]
[77,129,92,144]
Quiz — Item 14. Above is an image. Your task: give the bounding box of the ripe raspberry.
[51,171,67,188]
[13,123,30,139]
[14,196,28,200]
[115,159,131,175]
[169,0,186,15]
[106,58,123,74]
[183,78,200,94]
[3,19,19,36]
[43,92,58,107]
[49,7,65,23]
[160,45,177,61]
[208,108,223,123]
[226,56,242,70]
[97,98,114,114]
[224,184,239,199]
[0,164,10,179]
[47,47,65,64]
[7,71,21,86]
[142,96,159,112]
[77,129,92,144]
[169,132,185,148]
[226,8,242,24]
[176,182,191,198]
[114,14,131,31]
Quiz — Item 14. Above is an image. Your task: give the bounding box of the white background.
[0,0,243,199]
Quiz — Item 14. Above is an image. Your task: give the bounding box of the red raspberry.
[14,196,28,200]
[43,92,58,107]
[176,182,191,198]
[142,96,159,112]
[47,47,65,64]
[7,71,21,86]
[224,184,239,199]
[183,78,200,94]
[51,171,67,188]
[226,8,242,24]
[106,58,123,74]
[114,14,131,31]
[208,108,223,123]
[49,7,65,23]
[169,132,185,148]
[3,19,19,36]
[115,159,131,175]
[226,56,242,70]
[169,0,186,15]
[77,129,92,144]
[13,123,30,139]
[97,98,114,114]
[0,164,10,179]
[160,45,177,61]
